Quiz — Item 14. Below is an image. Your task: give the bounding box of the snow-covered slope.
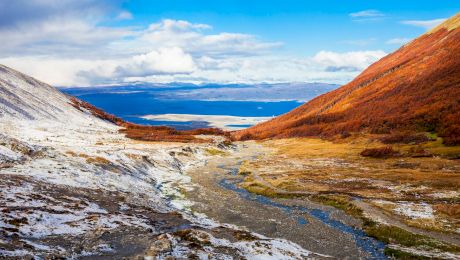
[0,65,322,259]
[0,64,88,121]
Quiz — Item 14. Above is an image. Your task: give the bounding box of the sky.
[0,0,458,87]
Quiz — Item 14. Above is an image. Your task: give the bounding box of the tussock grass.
[310,195,363,218]
[205,148,228,156]
[86,156,111,165]
[360,146,400,158]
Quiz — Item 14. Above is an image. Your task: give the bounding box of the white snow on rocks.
[0,64,319,259]
[394,202,434,219]
[0,65,89,121]
[0,181,154,238]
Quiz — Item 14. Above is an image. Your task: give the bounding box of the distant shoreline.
[141,113,273,130]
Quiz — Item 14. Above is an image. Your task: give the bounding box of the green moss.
[310,195,363,218]
[243,182,277,197]
[384,247,432,260]
[241,181,302,199]
[239,174,459,258]
[425,132,438,140]
[365,223,460,253]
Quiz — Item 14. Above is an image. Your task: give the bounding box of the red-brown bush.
[360,146,401,158]
[379,132,433,144]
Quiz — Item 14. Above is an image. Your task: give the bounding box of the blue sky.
[119,0,459,54]
[0,0,458,86]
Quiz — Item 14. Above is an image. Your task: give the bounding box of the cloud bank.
[0,1,387,86]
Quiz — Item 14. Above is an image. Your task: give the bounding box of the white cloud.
[1,49,387,86]
[401,18,447,29]
[130,19,281,56]
[0,0,133,57]
[0,0,122,28]
[148,19,211,31]
[0,2,388,87]
[0,56,114,86]
[386,38,411,45]
[349,10,385,21]
[114,47,196,77]
[350,10,385,18]
[113,50,386,86]
[0,18,133,57]
[313,50,386,71]
[116,11,133,20]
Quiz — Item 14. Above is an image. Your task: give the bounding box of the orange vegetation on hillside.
[69,97,228,143]
[233,13,460,145]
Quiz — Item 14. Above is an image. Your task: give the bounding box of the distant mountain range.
[234,13,460,145]
[60,82,338,102]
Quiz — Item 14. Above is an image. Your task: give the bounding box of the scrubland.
[237,134,460,258]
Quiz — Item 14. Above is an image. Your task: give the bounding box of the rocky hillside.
[0,65,320,258]
[0,64,229,144]
[233,13,460,145]
[0,65,93,122]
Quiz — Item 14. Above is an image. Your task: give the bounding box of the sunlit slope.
[234,13,460,145]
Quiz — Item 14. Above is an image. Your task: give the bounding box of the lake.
[61,83,336,130]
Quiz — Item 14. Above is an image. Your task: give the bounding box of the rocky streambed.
[185,142,387,259]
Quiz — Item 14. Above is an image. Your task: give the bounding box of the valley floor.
[1,116,459,259]
[0,118,321,259]
[186,143,385,259]
[226,137,460,259]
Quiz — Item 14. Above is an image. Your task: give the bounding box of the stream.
[218,164,386,259]
[186,143,387,259]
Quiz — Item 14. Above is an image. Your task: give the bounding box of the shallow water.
[217,164,387,259]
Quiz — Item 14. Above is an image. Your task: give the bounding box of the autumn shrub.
[69,96,124,125]
[120,125,203,143]
[434,204,460,218]
[183,128,228,136]
[439,125,460,146]
[340,131,352,138]
[238,133,254,141]
[407,146,432,157]
[360,146,400,158]
[379,132,433,144]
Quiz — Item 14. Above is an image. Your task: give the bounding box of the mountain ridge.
[233,12,460,145]
[0,64,90,121]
